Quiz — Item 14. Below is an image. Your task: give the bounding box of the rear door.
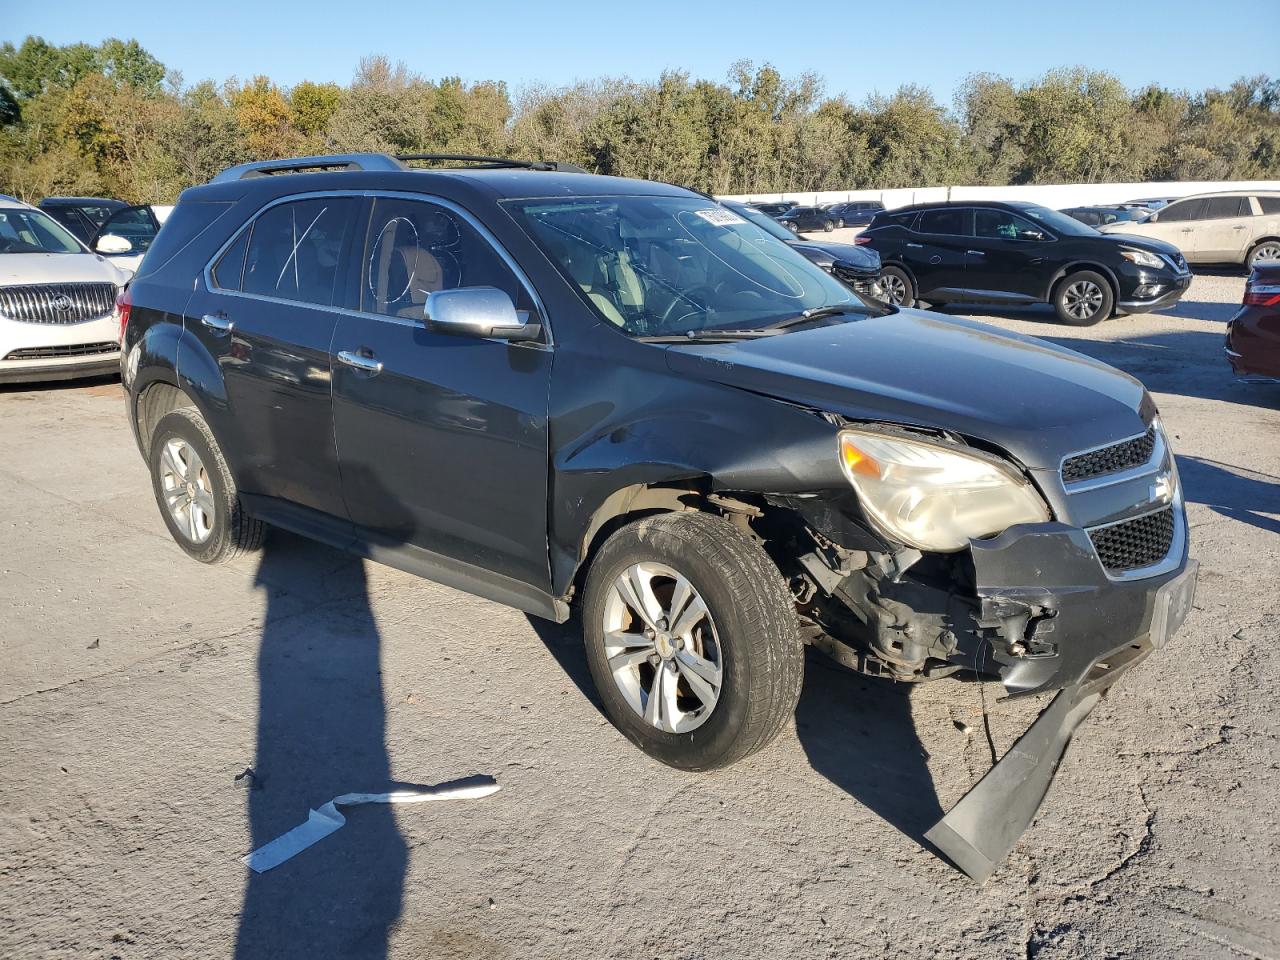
[1192,195,1253,262]
[330,194,553,591]
[907,208,971,297]
[967,208,1056,299]
[186,194,360,521]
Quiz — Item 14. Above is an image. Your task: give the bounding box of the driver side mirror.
[424,286,542,342]
[95,233,132,254]
[1146,212,1160,223]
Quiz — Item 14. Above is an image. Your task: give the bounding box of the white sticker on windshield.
[693,209,747,226]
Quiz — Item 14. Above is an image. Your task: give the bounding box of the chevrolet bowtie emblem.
[1151,471,1174,504]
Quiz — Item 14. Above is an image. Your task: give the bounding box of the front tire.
[148,407,265,563]
[1054,270,1113,326]
[582,513,804,771]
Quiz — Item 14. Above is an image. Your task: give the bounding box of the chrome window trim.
[201,188,553,348]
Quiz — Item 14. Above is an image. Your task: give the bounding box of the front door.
[185,195,360,519]
[331,195,553,591]
[968,208,1055,299]
[1147,197,1205,261]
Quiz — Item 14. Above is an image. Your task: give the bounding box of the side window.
[917,208,970,236]
[1159,199,1206,222]
[891,211,919,230]
[211,227,251,291]
[1258,196,1280,215]
[360,197,532,320]
[242,197,357,307]
[1204,196,1249,219]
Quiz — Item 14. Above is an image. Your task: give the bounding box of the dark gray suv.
[120,153,1197,881]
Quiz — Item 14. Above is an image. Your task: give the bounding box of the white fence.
[722,180,1280,211]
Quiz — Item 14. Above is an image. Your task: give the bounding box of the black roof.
[887,199,1044,215]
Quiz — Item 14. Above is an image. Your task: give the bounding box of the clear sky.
[2,0,1271,102]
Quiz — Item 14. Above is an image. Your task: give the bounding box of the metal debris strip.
[241,777,501,873]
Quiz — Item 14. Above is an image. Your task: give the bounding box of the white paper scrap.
[241,780,501,873]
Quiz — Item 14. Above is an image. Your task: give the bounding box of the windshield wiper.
[635,328,785,343]
[762,305,864,330]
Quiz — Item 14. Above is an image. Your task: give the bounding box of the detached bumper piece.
[927,532,1197,882]
[926,684,1101,884]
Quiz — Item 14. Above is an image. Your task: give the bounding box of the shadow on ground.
[528,614,949,851]
[235,532,406,960]
[1178,455,1280,536]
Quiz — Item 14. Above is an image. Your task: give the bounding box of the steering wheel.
[656,284,718,331]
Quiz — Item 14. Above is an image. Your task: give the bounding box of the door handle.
[929,255,942,264]
[1232,225,1246,230]
[966,250,985,256]
[906,242,923,248]
[1180,228,1193,232]
[337,349,384,374]
[201,314,234,333]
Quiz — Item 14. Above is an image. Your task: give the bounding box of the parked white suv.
[0,195,132,384]
[1099,191,1280,269]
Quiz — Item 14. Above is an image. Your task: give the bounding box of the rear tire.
[581,513,804,771]
[1053,270,1113,326]
[879,266,915,307]
[1246,240,1280,271]
[823,220,835,232]
[148,407,265,563]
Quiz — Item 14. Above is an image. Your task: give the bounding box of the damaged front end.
[760,417,1197,881]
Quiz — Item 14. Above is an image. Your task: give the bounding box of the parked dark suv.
[860,200,1191,324]
[825,200,885,227]
[120,154,1197,881]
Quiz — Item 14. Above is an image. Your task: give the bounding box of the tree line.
[1,35,1277,205]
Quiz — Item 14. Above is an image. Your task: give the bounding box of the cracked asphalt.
[1,272,1277,959]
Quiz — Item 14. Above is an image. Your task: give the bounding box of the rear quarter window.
[1258,196,1280,215]
[134,201,235,280]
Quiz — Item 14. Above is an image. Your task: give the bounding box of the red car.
[1226,262,1280,382]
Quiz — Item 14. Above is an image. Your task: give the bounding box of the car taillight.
[115,286,132,342]
[1243,283,1280,307]
[853,235,872,245]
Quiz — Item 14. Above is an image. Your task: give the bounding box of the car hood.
[791,240,880,271]
[0,252,132,286]
[663,309,1149,470]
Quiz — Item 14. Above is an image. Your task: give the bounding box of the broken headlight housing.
[838,429,1050,552]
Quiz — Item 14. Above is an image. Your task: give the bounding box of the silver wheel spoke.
[609,647,654,672]
[643,662,666,728]
[616,567,660,629]
[191,486,216,517]
[186,501,202,540]
[680,655,721,716]
[161,442,185,481]
[669,593,708,640]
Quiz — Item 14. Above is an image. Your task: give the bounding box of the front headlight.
[1120,248,1164,269]
[838,429,1051,552]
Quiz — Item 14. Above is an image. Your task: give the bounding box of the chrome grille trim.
[0,282,118,325]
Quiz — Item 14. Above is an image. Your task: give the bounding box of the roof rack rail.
[0,193,22,204]
[211,153,408,183]
[396,154,591,174]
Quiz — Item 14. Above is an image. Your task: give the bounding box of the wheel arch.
[1043,261,1120,304]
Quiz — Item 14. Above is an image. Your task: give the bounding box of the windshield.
[723,201,798,242]
[1019,204,1098,238]
[0,208,85,254]
[509,196,857,337]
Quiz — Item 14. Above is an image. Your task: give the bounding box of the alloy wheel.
[1063,280,1104,321]
[1252,243,1280,265]
[602,562,723,734]
[881,273,908,305]
[159,438,215,543]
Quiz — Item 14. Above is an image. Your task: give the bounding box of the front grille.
[0,283,118,325]
[1062,427,1156,483]
[1089,507,1175,573]
[4,342,119,360]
